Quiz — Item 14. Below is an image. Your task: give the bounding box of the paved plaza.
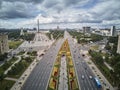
[19,32,54,51]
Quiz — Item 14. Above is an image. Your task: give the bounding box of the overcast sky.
[0,0,120,29]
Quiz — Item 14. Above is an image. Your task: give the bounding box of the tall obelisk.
[37,19,39,33]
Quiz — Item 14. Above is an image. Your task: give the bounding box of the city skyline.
[0,0,120,29]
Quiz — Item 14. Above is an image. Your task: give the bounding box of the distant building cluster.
[69,26,120,37]
[0,34,9,54]
[91,26,120,37]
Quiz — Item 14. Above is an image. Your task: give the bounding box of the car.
[82,75,84,79]
[39,53,44,57]
[18,82,22,84]
[82,54,85,57]
[62,54,65,57]
[106,86,110,90]
[76,62,79,64]
[89,76,92,79]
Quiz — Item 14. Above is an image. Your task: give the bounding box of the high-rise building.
[117,35,120,54]
[110,26,116,36]
[20,28,24,36]
[57,26,60,30]
[83,27,91,33]
[0,34,9,54]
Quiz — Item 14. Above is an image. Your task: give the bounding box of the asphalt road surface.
[67,32,102,90]
[22,39,64,90]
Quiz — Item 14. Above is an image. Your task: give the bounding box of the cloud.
[90,0,120,20]
[0,0,120,28]
[0,1,41,19]
[2,0,44,4]
[0,1,2,7]
[43,0,59,8]
[63,0,89,7]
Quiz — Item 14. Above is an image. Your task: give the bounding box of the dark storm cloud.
[0,2,40,19]
[0,1,1,5]
[43,0,58,8]
[2,0,44,4]
[64,0,81,6]
[0,10,30,19]
[63,0,90,7]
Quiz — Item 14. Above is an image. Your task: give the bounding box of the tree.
[91,34,103,42]
[0,73,6,84]
[0,53,8,61]
[89,50,103,64]
[114,61,120,88]
[105,43,111,50]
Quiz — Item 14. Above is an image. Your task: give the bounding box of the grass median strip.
[47,39,79,90]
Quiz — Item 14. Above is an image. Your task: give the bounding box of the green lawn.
[0,80,15,90]
[9,40,23,49]
[7,57,34,79]
[90,45,99,50]
[0,57,18,74]
[17,51,25,55]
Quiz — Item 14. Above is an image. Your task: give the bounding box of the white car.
[89,76,92,79]
[82,75,84,79]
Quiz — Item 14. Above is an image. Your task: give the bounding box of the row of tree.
[20,33,35,41]
[69,31,104,44]
[88,50,103,64]
[0,53,8,61]
[49,30,64,39]
[89,49,120,88]
[105,36,118,55]
[104,36,120,88]
[90,34,103,42]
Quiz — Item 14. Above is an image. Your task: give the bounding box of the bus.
[94,77,102,88]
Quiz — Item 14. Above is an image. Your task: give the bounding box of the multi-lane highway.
[22,31,102,90]
[22,38,64,90]
[66,31,101,90]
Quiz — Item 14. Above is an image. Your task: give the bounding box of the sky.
[0,0,120,29]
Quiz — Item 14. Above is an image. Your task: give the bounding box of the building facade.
[20,28,24,36]
[83,27,91,33]
[0,34,9,54]
[110,26,116,36]
[117,35,120,54]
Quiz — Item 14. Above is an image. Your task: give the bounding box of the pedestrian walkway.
[104,62,114,71]
[58,56,68,90]
[5,77,18,82]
